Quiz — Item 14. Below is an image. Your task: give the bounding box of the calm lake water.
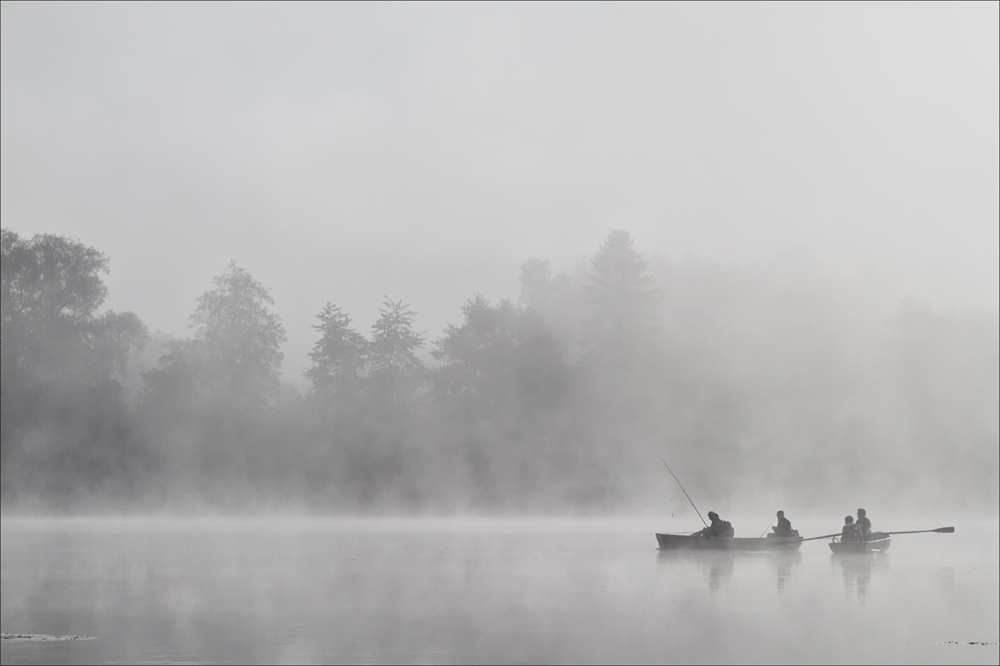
[1,517,997,664]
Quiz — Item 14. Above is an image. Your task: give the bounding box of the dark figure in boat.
[771,510,799,537]
[693,511,735,538]
[856,508,872,540]
[841,515,862,542]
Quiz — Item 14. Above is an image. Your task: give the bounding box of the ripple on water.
[1,634,96,642]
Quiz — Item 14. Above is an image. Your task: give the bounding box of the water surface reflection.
[2,519,997,665]
[656,550,802,593]
[771,552,801,594]
[832,552,889,603]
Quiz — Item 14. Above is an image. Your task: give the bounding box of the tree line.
[1,227,997,513]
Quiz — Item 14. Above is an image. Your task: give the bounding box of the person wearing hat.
[694,511,734,538]
[841,515,861,542]
[772,510,797,537]
[856,509,871,541]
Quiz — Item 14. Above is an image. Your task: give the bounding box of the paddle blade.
[934,526,955,533]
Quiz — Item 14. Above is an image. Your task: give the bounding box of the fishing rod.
[657,454,708,529]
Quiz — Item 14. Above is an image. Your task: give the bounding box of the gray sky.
[2,2,997,384]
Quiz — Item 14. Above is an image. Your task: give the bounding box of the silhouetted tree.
[434,296,520,417]
[431,294,570,506]
[517,257,587,364]
[3,226,996,516]
[585,229,661,350]
[0,229,148,503]
[561,231,669,494]
[367,298,424,412]
[190,261,286,413]
[306,303,368,403]
[1,230,113,377]
[434,295,567,419]
[137,263,287,503]
[140,339,208,418]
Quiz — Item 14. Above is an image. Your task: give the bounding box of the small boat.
[656,533,803,551]
[828,532,891,554]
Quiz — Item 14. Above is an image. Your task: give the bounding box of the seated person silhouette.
[856,508,872,540]
[694,511,734,538]
[771,510,799,537]
[841,515,862,542]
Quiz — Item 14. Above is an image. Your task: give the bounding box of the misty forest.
[1,227,997,514]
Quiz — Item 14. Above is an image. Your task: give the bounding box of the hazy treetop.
[2,3,997,383]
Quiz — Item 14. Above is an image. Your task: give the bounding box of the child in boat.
[841,515,862,542]
[856,509,871,540]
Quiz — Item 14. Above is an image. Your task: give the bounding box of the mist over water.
[2,517,998,665]
[2,3,998,664]
[2,0,997,519]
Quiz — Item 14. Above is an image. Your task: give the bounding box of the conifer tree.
[585,229,661,349]
[367,298,424,410]
[306,303,367,401]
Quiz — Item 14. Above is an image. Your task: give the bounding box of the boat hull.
[656,533,803,551]
[828,533,891,554]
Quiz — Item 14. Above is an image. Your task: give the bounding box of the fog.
[1,3,997,519]
[3,3,997,378]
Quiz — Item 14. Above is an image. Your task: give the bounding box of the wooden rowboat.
[828,532,891,554]
[656,533,803,551]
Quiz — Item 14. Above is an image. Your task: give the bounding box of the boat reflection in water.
[656,550,735,590]
[833,551,890,603]
[772,551,801,594]
[656,549,802,593]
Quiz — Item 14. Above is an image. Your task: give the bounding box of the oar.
[800,526,954,543]
[799,533,842,542]
[880,527,954,536]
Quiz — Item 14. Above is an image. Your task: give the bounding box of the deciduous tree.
[0,229,148,501]
[189,261,286,412]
